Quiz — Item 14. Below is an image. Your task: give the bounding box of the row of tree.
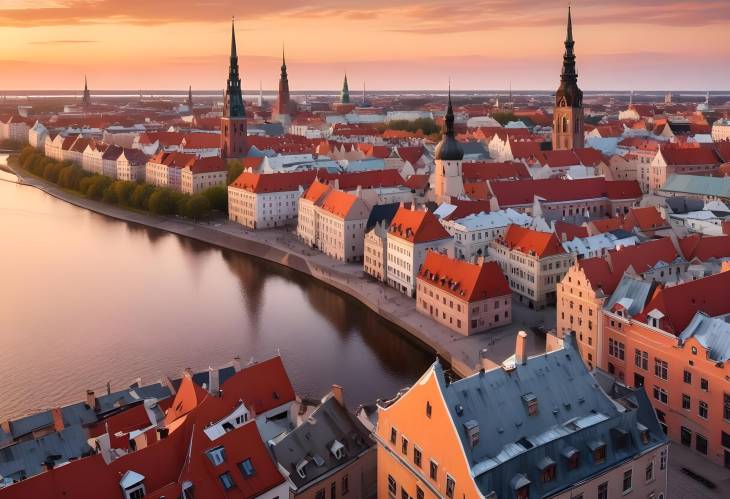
[17,146,228,220]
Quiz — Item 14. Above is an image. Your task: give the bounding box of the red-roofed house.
[386,206,452,296]
[490,225,572,308]
[623,206,670,237]
[601,270,730,466]
[461,161,530,183]
[116,148,149,182]
[488,178,642,222]
[179,132,222,157]
[181,156,227,194]
[648,145,721,193]
[417,252,511,335]
[145,151,196,190]
[228,170,317,229]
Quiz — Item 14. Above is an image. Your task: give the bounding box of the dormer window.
[588,440,606,464]
[330,440,346,460]
[464,420,480,448]
[207,446,226,466]
[120,471,146,499]
[562,446,580,470]
[522,393,538,416]
[218,471,235,490]
[296,458,309,479]
[238,458,255,477]
[538,456,556,482]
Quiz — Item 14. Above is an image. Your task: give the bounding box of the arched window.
[562,116,569,133]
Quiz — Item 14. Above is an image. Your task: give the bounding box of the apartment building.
[386,206,452,297]
[180,156,227,194]
[648,146,721,194]
[601,271,730,467]
[228,170,316,229]
[490,225,573,309]
[416,251,511,335]
[375,332,668,499]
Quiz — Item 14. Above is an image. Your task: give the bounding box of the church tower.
[434,86,465,204]
[274,46,291,123]
[220,18,248,158]
[187,85,193,111]
[81,76,92,109]
[552,7,584,150]
[340,74,350,104]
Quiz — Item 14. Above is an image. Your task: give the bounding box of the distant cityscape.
[2,5,730,499]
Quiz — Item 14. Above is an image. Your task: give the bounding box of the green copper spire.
[341,73,350,104]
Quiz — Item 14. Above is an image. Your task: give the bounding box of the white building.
[180,156,227,194]
[27,121,48,150]
[116,148,149,182]
[711,118,730,142]
[561,232,640,259]
[441,208,533,261]
[364,221,388,281]
[386,206,452,297]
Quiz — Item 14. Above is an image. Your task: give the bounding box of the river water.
[0,171,433,421]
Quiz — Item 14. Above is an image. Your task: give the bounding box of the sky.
[0,0,728,91]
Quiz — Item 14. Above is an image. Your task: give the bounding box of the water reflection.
[0,179,434,420]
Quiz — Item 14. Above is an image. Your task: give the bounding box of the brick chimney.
[51,407,64,432]
[515,330,528,365]
[331,385,345,407]
[86,390,97,410]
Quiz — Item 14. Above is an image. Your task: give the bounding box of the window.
[652,386,668,404]
[429,460,438,480]
[696,434,708,455]
[516,485,529,499]
[681,426,692,447]
[635,349,648,370]
[542,464,556,482]
[416,486,424,499]
[388,475,397,495]
[207,446,226,466]
[623,468,633,493]
[128,488,145,499]
[218,472,235,490]
[699,401,708,419]
[401,436,408,455]
[426,401,432,418]
[342,474,349,495]
[654,359,668,380]
[660,449,667,470]
[598,481,608,499]
[700,378,709,391]
[414,447,422,468]
[683,370,692,384]
[238,459,255,477]
[401,489,408,499]
[390,428,397,444]
[634,373,644,388]
[331,481,337,499]
[609,338,625,360]
[682,394,691,410]
[316,489,325,499]
[646,461,654,482]
[724,393,730,421]
[593,445,606,464]
[445,475,455,499]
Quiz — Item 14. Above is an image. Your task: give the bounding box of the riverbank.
[9,164,552,378]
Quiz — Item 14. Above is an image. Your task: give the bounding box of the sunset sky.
[1,0,729,91]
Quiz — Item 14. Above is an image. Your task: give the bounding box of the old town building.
[433,88,465,203]
[180,156,228,194]
[416,251,511,335]
[552,7,585,150]
[220,20,248,158]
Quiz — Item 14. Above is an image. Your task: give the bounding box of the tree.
[130,184,155,210]
[86,175,112,200]
[112,181,136,205]
[227,160,244,184]
[202,186,228,212]
[148,189,178,215]
[184,194,211,220]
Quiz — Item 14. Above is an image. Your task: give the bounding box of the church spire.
[187,85,193,110]
[82,75,91,108]
[223,17,245,118]
[341,73,350,104]
[230,17,237,59]
[561,6,577,81]
[434,80,463,162]
[445,80,455,138]
[281,44,288,79]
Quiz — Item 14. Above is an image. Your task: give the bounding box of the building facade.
[220,20,248,158]
[552,7,585,151]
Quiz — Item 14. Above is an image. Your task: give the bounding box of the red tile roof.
[660,145,720,166]
[678,234,730,261]
[396,146,424,165]
[589,217,623,234]
[489,178,642,207]
[317,169,405,190]
[623,206,667,232]
[418,252,510,302]
[182,133,221,149]
[574,147,606,167]
[554,220,589,241]
[185,156,226,174]
[636,271,730,335]
[443,199,491,220]
[404,174,430,190]
[464,182,491,201]
[462,161,530,182]
[389,207,450,244]
[608,238,680,275]
[230,170,316,193]
[541,150,580,168]
[508,140,543,161]
[320,190,360,218]
[500,225,565,257]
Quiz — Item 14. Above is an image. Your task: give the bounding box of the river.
[0,170,434,421]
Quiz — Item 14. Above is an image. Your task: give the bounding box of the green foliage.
[111,180,136,206]
[58,165,85,190]
[85,175,113,200]
[202,186,228,212]
[130,184,155,210]
[491,111,518,126]
[227,160,244,184]
[183,194,211,220]
[383,118,439,136]
[148,189,179,215]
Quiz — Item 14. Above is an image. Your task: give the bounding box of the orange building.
[416,251,511,335]
[601,270,730,467]
[375,332,668,499]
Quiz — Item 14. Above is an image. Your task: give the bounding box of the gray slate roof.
[270,395,373,491]
[679,312,730,362]
[434,334,666,498]
[661,174,730,199]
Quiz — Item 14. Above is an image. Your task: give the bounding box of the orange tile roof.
[589,217,623,234]
[320,190,360,219]
[464,182,491,201]
[660,145,720,166]
[554,220,589,241]
[230,170,317,193]
[302,179,332,202]
[418,252,510,302]
[489,178,642,207]
[500,225,565,257]
[623,206,667,232]
[678,234,730,261]
[389,207,450,244]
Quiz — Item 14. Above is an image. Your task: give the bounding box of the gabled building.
[601,270,730,467]
[648,146,721,194]
[490,225,573,308]
[181,156,227,194]
[386,206,452,297]
[416,251,511,335]
[375,332,668,499]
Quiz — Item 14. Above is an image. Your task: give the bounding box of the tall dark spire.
[341,73,350,104]
[81,75,91,108]
[555,6,582,108]
[434,82,463,161]
[280,45,288,80]
[187,85,193,110]
[224,17,245,118]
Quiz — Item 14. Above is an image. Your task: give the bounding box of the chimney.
[1,420,10,434]
[51,407,64,432]
[331,385,345,407]
[86,390,97,410]
[515,331,528,365]
[480,348,490,372]
[233,355,242,372]
[183,367,193,378]
[208,367,220,395]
